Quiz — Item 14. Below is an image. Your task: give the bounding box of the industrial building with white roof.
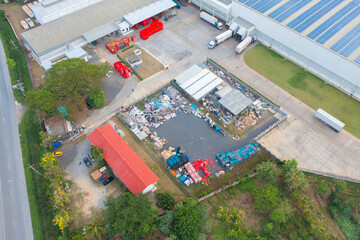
[191,0,360,98]
[21,0,175,69]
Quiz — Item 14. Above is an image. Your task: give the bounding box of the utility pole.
[28,164,41,176]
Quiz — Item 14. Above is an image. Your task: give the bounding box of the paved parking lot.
[153,112,279,175]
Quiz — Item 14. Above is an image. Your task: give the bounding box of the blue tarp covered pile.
[216,143,258,169]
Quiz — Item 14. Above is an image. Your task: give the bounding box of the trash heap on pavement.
[235,108,262,130]
[216,142,258,170]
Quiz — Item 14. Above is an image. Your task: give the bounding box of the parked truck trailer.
[200,11,223,30]
[208,29,233,48]
[235,36,253,54]
[314,108,345,132]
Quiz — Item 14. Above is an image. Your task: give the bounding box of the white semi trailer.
[200,11,223,30]
[314,108,345,132]
[235,36,253,54]
[208,30,233,48]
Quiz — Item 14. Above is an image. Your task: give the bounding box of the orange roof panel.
[88,124,158,194]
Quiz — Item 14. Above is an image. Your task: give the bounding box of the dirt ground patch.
[117,46,164,79]
[110,116,187,200]
[2,2,32,36]
[62,139,122,228]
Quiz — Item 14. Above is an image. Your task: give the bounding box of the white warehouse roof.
[124,0,176,26]
[29,0,103,25]
[175,65,222,101]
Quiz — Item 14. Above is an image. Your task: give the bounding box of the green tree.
[97,159,106,169]
[173,199,202,240]
[6,58,16,70]
[26,88,57,113]
[88,88,105,108]
[252,184,279,212]
[71,233,85,240]
[85,218,107,240]
[282,159,307,192]
[0,10,6,21]
[105,193,157,239]
[155,192,176,210]
[44,59,107,106]
[335,179,347,193]
[91,146,104,161]
[159,210,174,235]
[270,207,286,223]
[317,182,330,197]
[216,206,246,238]
[255,161,279,183]
[262,223,273,234]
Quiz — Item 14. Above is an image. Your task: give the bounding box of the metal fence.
[206,58,280,112]
[253,113,287,141]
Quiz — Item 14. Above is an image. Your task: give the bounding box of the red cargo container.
[105,35,137,54]
[114,61,132,79]
[139,19,163,40]
[141,18,150,26]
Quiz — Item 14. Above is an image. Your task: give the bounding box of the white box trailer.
[200,11,223,30]
[314,108,345,132]
[25,18,35,28]
[20,20,29,30]
[22,5,34,18]
[235,36,252,54]
[209,29,233,48]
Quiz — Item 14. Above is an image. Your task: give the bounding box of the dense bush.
[155,192,176,210]
[328,192,360,240]
[316,182,330,197]
[88,88,105,108]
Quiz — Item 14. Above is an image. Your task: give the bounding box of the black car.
[83,157,92,168]
[102,176,114,186]
[86,100,93,110]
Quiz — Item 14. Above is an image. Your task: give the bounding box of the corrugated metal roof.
[175,65,203,85]
[186,73,217,95]
[315,108,345,131]
[192,77,222,101]
[83,23,119,42]
[22,0,157,55]
[88,124,159,195]
[65,47,87,58]
[124,0,176,25]
[180,69,210,89]
[215,85,232,98]
[219,89,253,115]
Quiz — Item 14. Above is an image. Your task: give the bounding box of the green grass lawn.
[244,44,360,138]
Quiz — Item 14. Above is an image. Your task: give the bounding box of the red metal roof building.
[88,124,159,195]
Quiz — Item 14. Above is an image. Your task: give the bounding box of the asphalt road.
[0,41,33,239]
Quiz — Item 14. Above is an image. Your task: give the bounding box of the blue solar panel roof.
[236,0,360,64]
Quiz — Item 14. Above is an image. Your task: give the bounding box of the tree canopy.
[255,161,279,184]
[105,192,157,240]
[91,146,104,161]
[282,159,307,192]
[88,88,105,109]
[173,199,202,240]
[155,192,176,210]
[26,59,107,114]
